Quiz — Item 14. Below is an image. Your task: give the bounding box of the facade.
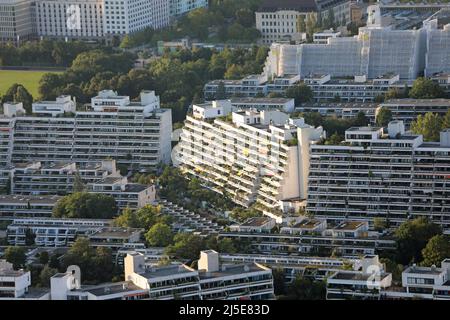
[0,90,172,172]
[297,102,379,124]
[0,194,60,218]
[255,0,351,45]
[176,102,324,212]
[220,220,396,257]
[262,6,450,80]
[169,0,207,17]
[87,176,156,210]
[307,121,450,229]
[125,250,275,300]
[326,255,393,300]
[7,161,116,195]
[313,29,341,44]
[0,260,32,299]
[204,75,300,100]
[32,95,76,117]
[6,217,110,246]
[378,99,450,129]
[0,0,35,43]
[35,0,104,39]
[302,73,411,103]
[103,0,170,35]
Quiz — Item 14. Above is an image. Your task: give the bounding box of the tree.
[145,223,174,247]
[114,207,139,228]
[272,268,286,296]
[421,235,450,267]
[52,192,117,219]
[215,81,226,100]
[373,217,388,231]
[287,276,326,300]
[409,77,445,99]
[298,15,306,33]
[285,83,313,105]
[1,83,33,115]
[4,246,26,270]
[443,109,450,129]
[39,251,50,265]
[72,172,86,192]
[376,107,392,127]
[165,233,206,260]
[324,8,335,29]
[411,112,443,142]
[25,228,36,246]
[325,133,343,145]
[395,217,442,265]
[39,265,58,287]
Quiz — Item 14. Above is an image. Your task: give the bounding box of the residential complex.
[255,0,351,45]
[2,250,275,300]
[0,0,35,43]
[378,99,450,129]
[262,6,450,80]
[307,121,450,229]
[0,194,60,218]
[176,101,324,212]
[0,90,172,172]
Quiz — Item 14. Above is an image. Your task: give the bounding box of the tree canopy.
[52,192,117,219]
[421,235,450,267]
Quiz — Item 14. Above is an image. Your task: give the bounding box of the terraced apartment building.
[176,100,324,213]
[0,90,172,172]
[307,121,450,229]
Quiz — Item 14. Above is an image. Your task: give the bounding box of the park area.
[0,69,62,99]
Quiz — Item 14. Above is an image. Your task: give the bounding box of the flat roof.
[241,217,273,227]
[292,219,323,229]
[405,266,444,275]
[231,97,293,104]
[142,264,194,278]
[200,263,267,279]
[334,221,366,231]
[0,194,62,204]
[384,98,450,106]
[89,228,141,239]
[82,281,144,296]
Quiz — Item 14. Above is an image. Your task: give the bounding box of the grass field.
[0,70,63,99]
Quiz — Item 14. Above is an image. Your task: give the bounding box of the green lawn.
[0,70,63,99]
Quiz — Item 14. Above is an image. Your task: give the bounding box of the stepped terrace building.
[307,121,450,230]
[0,195,60,218]
[378,99,450,129]
[0,90,172,172]
[176,100,324,213]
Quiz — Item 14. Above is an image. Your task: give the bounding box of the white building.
[307,121,450,230]
[170,0,208,17]
[103,0,170,35]
[35,0,104,39]
[262,6,450,81]
[32,95,76,116]
[0,260,32,299]
[255,0,351,45]
[87,176,156,210]
[1,90,172,172]
[0,0,35,44]
[177,103,325,213]
[230,97,295,113]
[0,194,61,218]
[313,29,341,44]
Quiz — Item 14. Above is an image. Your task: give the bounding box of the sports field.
[0,69,63,98]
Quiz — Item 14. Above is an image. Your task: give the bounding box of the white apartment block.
[262,6,450,80]
[0,260,32,299]
[307,121,450,230]
[35,0,104,39]
[0,90,172,172]
[313,29,341,44]
[0,0,35,43]
[297,102,379,124]
[32,95,76,117]
[170,0,207,17]
[6,160,116,195]
[230,97,295,113]
[256,0,351,45]
[125,250,275,300]
[87,176,156,210]
[378,99,450,129]
[302,73,411,103]
[103,0,169,35]
[176,101,324,213]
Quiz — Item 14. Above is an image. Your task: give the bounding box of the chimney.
[198,250,219,272]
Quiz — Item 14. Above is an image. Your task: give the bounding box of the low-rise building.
[229,217,276,233]
[0,194,61,218]
[0,260,32,299]
[297,102,378,124]
[313,29,341,44]
[230,97,295,113]
[32,95,76,117]
[87,176,156,210]
[378,99,450,129]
